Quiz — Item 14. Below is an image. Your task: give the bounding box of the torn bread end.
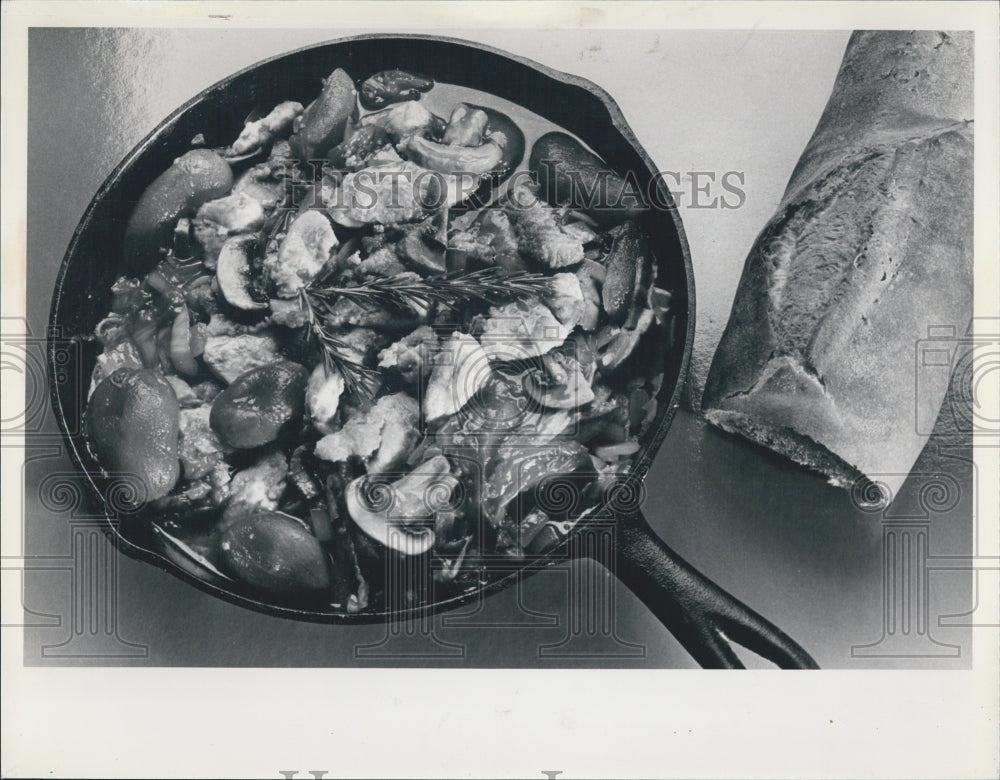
[703,408,889,507]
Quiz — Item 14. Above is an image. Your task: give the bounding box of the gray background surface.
[23,28,975,668]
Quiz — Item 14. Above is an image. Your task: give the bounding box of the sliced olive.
[216,235,269,311]
[289,68,357,162]
[123,149,233,275]
[359,69,434,111]
[210,360,308,449]
[220,510,330,596]
[86,368,180,502]
[529,132,645,226]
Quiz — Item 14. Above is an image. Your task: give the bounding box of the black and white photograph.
[3,2,998,778]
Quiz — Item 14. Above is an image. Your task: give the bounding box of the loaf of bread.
[702,31,973,502]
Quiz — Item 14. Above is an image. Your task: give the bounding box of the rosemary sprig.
[307,267,554,313]
[299,268,553,400]
[297,288,382,399]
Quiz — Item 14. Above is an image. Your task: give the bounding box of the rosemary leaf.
[297,289,382,399]
[307,267,553,313]
[299,268,552,400]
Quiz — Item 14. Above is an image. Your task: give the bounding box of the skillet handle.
[606,510,819,669]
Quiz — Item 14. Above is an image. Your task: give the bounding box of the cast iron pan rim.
[47,32,696,625]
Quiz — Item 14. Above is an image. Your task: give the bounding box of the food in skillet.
[83,67,674,611]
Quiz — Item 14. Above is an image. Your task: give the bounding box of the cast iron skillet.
[48,34,818,669]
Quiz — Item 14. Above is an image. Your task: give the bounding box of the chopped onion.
[169,307,199,376]
[592,440,640,460]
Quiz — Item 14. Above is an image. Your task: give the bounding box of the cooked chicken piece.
[336,327,386,364]
[477,210,527,273]
[377,325,439,386]
[205,311,272,338]
[192,190,270,267]
[202,332,280,384]
[200,314,281,384]
[306,363,345,434]
[233,161,287,204]
[505,181,595,268]
[545,272,586,327]
[367,145,404,167]
[448,209,527,273]
[315,392,420,473]
[266,210,338,298]
[88,340,143,398]
[228,447,288,510]
[477,297,572,361]
[268,297,310,329]
[178,405,229,479]
[165,375,200,408]
[329,161,431,226]
[359,101,436,142]
[357,246,408,278]
[228,101,303,156]
[423,332,491,423]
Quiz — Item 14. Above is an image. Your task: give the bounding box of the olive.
[289,68,357,162]
[529,131,645,226]
[220,510,330,596]
[359,69,434,111]
[210,360,308,449]
[602,220,654,327]
[123,149,233,275]
[85,368,180,502]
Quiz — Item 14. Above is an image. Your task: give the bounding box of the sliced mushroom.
[442,104,489,147]
[345,455,458,555]
[216,235,269,311]
[403,134,502,176]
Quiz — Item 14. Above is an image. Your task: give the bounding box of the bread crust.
[702,31,973,500]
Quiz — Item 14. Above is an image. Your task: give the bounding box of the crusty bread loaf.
[702,31,973,502]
